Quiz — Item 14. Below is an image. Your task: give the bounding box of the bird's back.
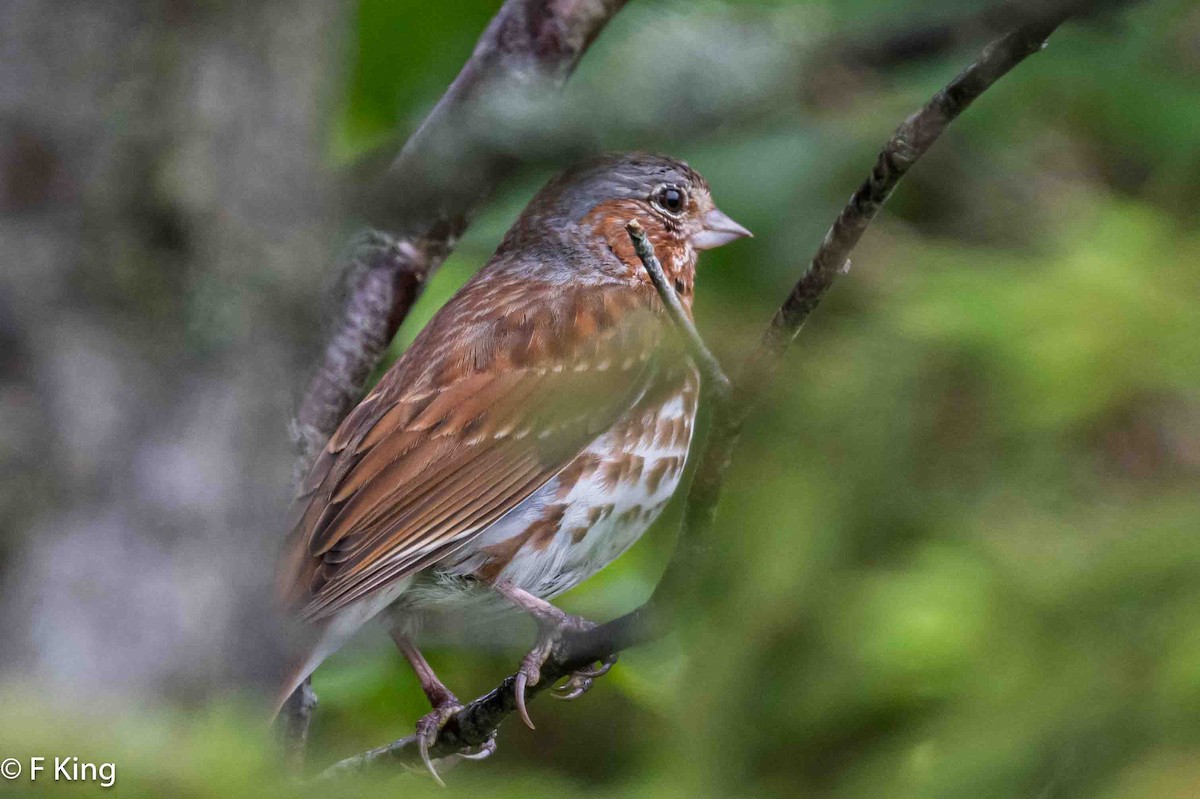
[276,241,684,623]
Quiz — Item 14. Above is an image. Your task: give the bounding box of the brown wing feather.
[277,278,666,621]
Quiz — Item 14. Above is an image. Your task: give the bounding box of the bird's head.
[503,153,751,291]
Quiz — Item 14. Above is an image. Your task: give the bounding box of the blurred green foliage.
[4,0,1197,796]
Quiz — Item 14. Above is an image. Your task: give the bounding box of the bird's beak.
[692,207,753,251]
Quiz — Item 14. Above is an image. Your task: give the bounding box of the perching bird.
[274,152,750,776]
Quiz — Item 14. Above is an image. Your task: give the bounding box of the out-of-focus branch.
[283,0,628,768]
[830,0,1046,73]
[291,230,455,475]
[366,0,629,227]
[832,0,1131,73]
[292,0,629,475]
[318,2,1123,779]
[278,679,318,769]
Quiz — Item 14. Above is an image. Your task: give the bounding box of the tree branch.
[283,0,629,766]
[316,1,1130,778]
[293,0,628,476]
[625,220,732,399]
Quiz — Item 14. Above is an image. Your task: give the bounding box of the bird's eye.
[655,186,686,214]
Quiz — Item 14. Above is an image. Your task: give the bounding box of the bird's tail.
[269,577,416,720]
[269,619,349,720]
[271,655,317,720]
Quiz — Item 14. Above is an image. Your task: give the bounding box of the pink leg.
[390,632,495,784]
[491,581,577,626]
[392,631,458,709]
[490,581,618,729]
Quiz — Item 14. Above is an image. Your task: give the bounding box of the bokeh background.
[1,0,1199,796]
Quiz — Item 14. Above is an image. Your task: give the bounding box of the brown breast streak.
[643,455,683,495]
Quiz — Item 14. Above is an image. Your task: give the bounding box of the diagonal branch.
[315,0,1133,778]
[626,220,732,399]
[574,0,1088,658]
[283,0,629,768]
[292,0,629,476]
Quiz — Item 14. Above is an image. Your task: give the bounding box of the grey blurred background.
[0,0,344,696]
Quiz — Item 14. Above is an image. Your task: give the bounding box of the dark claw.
[458,736,497,761]
[551,663,610,700]
[418,734,444,787]
[413,702,470,786]
[514,671,536,730]
[552,678,591,701]
[514,636,553,730]
[575,656,616,679]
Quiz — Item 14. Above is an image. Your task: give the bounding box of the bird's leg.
[490,581,618,729]
[391,632,496,785]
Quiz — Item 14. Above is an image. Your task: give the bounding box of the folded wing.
[277,280,666,621]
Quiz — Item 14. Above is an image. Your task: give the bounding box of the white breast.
[492,380,696,597]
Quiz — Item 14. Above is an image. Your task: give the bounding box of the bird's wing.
[277,280,668,621]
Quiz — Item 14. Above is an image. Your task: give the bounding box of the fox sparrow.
[274,152,750,775]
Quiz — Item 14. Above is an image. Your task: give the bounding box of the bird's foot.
[413,699,497,786]
[551,654,617,701]
[513,615,618,729]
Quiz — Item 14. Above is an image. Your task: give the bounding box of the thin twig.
[279,679,318,771]
[600,3,1106,631]
[625,220,732,399]
[316,2,1128,777]
[669,6,1082,588]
